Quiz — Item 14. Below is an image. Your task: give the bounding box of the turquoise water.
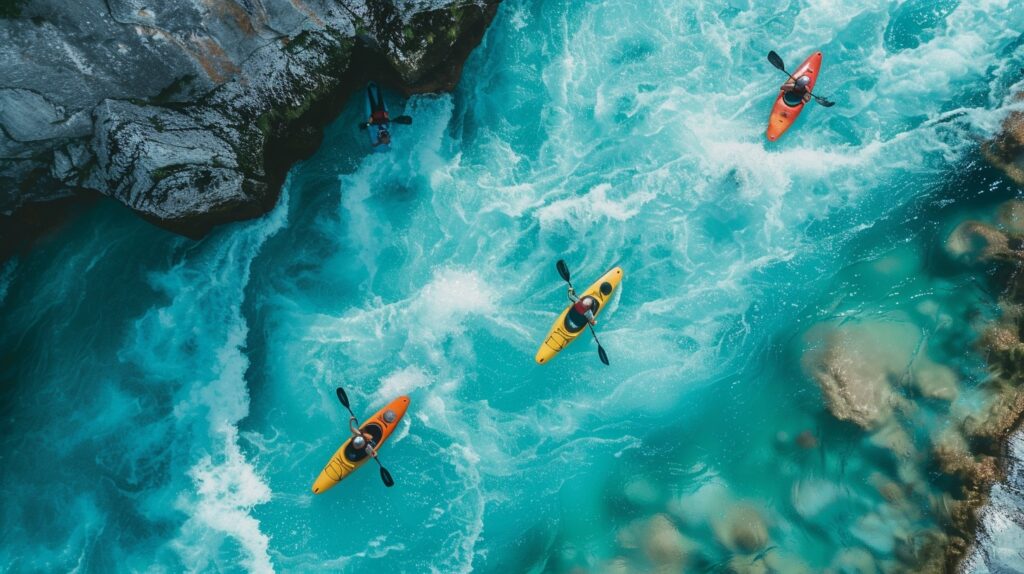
[4,0,1024,572]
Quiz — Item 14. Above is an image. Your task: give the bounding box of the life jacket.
[372,110,389,123]
[573,298,592,315]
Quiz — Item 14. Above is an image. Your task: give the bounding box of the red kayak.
[766,51,823,141]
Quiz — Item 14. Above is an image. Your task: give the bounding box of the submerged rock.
[0,0,499,255]
[964,385,1024,444]
[795,430,818,449]
[934,429,1000,486]
[803,316,961,430]
[983,100,1024,185]
[997,199,1024,234]
[802,320,910,429]
[869,472,905,504]
[825,547,877,574]
[712,504,769,553]
[642,514,691,568]
[725,556,768,574]
[761,548,811,574]
[945,220,1018,264]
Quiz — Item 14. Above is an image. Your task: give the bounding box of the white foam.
[377,365,432,399]
[537,183,656,231]
[964,429,1024,573]
[116,180,291,572]
[173,425,273,574]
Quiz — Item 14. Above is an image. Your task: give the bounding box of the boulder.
[0,0,500,255]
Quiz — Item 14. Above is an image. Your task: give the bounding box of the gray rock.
[0,0,499,252]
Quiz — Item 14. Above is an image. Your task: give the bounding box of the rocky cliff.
[0,0,498,257]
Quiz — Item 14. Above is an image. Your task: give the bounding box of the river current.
[3,0,1024,572]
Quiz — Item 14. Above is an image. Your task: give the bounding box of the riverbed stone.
[642,514,694,569]
[713,504,769,553]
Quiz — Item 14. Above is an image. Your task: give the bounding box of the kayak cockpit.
[564,296,600,333]
[344,423,383,462]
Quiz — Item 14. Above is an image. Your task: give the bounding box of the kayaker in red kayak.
[367,84,390,126]
[781,75,813,106]
[566,288,598,330]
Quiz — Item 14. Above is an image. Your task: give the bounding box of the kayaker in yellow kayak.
[566,288,598,331]
[348,415,380,460]
[311,387,407,493]
[534,260,621,366]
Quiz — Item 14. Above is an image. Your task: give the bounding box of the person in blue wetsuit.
[781,75,812,106]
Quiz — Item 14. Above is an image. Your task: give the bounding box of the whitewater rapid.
[3,0,1024,572]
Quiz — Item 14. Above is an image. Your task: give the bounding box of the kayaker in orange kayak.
[348,415,380,459]
[765,50,836,141]
[781,75,813,106]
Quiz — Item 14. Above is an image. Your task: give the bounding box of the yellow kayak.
[311,395,409,495]
[535,267,623,364]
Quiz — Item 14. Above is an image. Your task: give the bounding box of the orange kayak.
[766,51,823,141]
[311,395,409,494]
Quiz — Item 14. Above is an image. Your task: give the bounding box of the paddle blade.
[598,346,609,366]
[556,260,571,283]
[336,387,350,408]
[393,115,413,125]
[380,466,395,487]
[767,50,785,71]
[816,98,836,108]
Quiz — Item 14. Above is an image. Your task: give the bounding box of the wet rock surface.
[0,0,499,256]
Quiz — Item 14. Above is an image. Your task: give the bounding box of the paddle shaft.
[556,260,610,365]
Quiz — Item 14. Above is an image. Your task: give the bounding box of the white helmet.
[796,75,811,88]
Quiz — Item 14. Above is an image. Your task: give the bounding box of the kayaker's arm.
[348,416,362,436]
[363,440,378,459]
[584,308,597,326]
[567,288,579,303]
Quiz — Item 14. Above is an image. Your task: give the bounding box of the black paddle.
[358,115,413,129]
[555,260,610,366]
[767,51,835,108]
[335,387,395,487]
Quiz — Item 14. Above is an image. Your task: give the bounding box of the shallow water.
[3,0,1024,572]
